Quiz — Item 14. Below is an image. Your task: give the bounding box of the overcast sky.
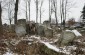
[1,0,85,24]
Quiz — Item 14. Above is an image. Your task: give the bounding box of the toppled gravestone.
[57,31,76,46]
[15,19,26,37]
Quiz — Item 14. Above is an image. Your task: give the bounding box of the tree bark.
[26,0,28,21]
[36,0,38,23]
[49,0,51,23]
[40,0,43,24]
[53,0,58,26]
[0,2,3,36]
[40,6,41,24]
[60,0,63,26]
[28,0,31,22]
[14,0,19,24]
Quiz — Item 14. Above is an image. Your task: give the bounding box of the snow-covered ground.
[29,36,77,55]
[2,34,84,55]
[3,52,18,55]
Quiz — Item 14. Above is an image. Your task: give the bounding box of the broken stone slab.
[40,44,66,55]
[57,31,76,46]
[15,25,26,37]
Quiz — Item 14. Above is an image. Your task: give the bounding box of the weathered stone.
[43,20,51,27]
[37,25,45,37]
[15,19,27,36]
[44,28,53,38]
[15,25,26,37]
[26,21,35,35]
[58,31,76,46]
[26,22,36,35]
[17,19,26,25]
[40,44,66,55]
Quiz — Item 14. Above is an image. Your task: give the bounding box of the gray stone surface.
[15,19,27,36]
[43,21,51,27]
[37,25,45,36]
[58,31,76,46]
[17,19,26,25]
[44,28,53,38]
[15,24,26,37]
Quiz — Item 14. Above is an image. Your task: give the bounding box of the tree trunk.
[53,0,58,26]
[0,2,3,36]
[40,7,41,24]
[40,0,43,24]
[14,0,19,24]
[36,0,38,23]
[64,0,68,28]
[49,0,51,23]
[60,0,63,26]
[28,0,31,22]
[26,1,28,21]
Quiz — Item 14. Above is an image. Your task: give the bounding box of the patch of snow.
[4,52,13,55]
[66,30,72,32]
[30,35,40,40]
[41,41,60,51]
[40,41,70,55]
[53,39,58,42]
[66,30,82,37]
[81,48,85,51]
[28,42,32,45]
[49,39,58,43]
[3,52,18,55]
[81,30,85,32]
[28,35,72,55]
[57,34,61,37]
[10,39,21,46]
[58,28,60,30]
[76,39,81,43]
[48,27,52,29]
[72,30,82,37]
[28,38,34,41]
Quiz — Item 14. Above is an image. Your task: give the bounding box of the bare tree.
[35,0,39,23]
[60,0,75,28]
[49,0,51,23]
[60,0,63,26]
[0,2,3,36]
[60,0,64,26]
[62,0,68,27]
[52,0,58,26]
[39,0,44,24]
[8,0,14,25]
[28,0,31,22]
[25,0,28,21]
[14,0,19,24]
